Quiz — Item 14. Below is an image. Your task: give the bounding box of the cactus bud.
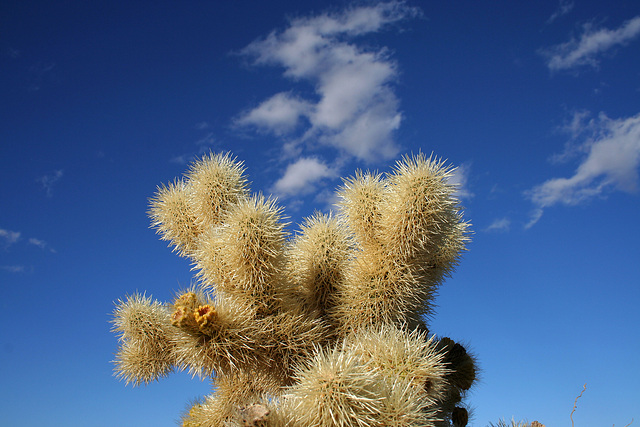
[175,291,199,309]
[240,403,270,426]
[438,338,476,391]
[452,406,468,427]
[171,291,201,331]
[194,304,218,333]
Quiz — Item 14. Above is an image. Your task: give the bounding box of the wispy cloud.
[1,228,55,252]
[546,0,574,24]
[28,238,46,249]
[485,218,511,233]
[171,126,219,165]
[525,208,544,230]
[449,162,473,200]
[28,238,56,253]
[28,61,56,92]
[271,157,337,197]
[235,1,419,198]
[526,112,640,226]
[541,16,640,71]
[3,46,21,59]
[38,169,63,197]
[0,228,21,248]
[1,265,27,273]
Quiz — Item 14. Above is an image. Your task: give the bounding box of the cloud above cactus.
[448,162,473,200]
[526,111,640,227]
[236,92,312,136]
[271,157,337,197]
[484,218,511,233]
[540,16,640,71]
[236,1,419,170]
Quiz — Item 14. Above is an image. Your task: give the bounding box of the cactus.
[112,151,477,426]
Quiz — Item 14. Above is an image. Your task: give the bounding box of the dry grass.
[489,383,634,427]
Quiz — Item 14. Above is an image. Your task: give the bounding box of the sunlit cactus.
[112,151,477,426]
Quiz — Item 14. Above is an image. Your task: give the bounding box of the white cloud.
[28,238,46,249]
[28,238,55,252]
[547,110,595,164]
[526,112,640,223]
[38,170,63,197]
[272,157,336,197]
[236,92,311,135]
[546,0,574,24]
[525,208,544,230]
[485,218,511,232]
[237,1,418,164]
[1,265,26,273]
[562,110,593,140]
[0,228,21,247]
[0,229,55,254]
[541,16,640,71]
[320,93,402,162]
[448,162,474,200]
[311,50,396,130]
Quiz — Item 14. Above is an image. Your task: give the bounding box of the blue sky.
[1,0,639,426]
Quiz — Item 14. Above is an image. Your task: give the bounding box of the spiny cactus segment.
[112,152,477,426]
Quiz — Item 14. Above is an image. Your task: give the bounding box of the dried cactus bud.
[452,355,476,391]
[194,304,218,332]
[174,292,199,310]
[452,406,468,427]
[437,338,476,391]
[171,292,201,331]
[172,306,199,332]
[446,343,467,366]
[437,337,455,349]
[171,306,186,327]
[445,343,475,391]
[240,404,270,426]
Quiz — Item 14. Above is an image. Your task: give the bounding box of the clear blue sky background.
[1,1,639,426]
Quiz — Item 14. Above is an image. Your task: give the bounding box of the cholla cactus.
[112,152,477,426]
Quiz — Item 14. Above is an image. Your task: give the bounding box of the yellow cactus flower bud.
[194,304,218,332]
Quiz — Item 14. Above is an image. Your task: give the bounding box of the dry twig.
[570,383,587,427]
